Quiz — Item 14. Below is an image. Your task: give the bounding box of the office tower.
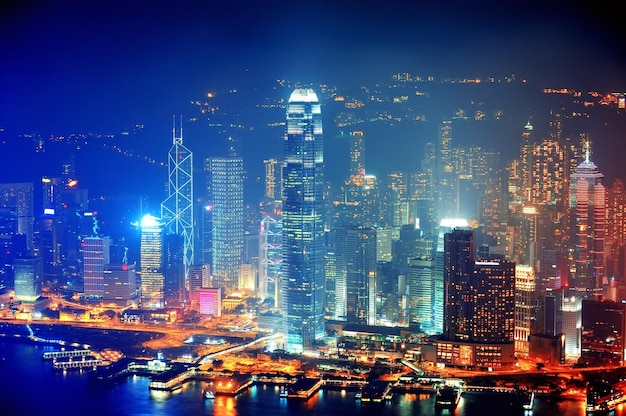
[82,236,111,298]
[543,286,583,359]
[206,141,244,291]
[569,144,605,290]
[238,263,255,292]
[103,263,138,306]
[259,201,282,306]
[385,171,409,231]
[606,179,626,283]
[436,120,458,220]
[140,214,165,308]
[282,88,325,353]
[408,256,435,334]
[349,131,365,176]
[164,233,184,306]
[375,227,392,262]
[581,299,626,366]
[13,257,42,302]
[263,158,282,200]
[161,117,194,286]
[443,229,515,343]
[0,183,34,253]
[334,226,377,325]
[188,264,211,311]
[514,265,535,356]
[324,230,337,318]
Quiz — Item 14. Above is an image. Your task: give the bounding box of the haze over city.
[2,2,626,414]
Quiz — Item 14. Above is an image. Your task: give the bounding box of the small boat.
[203,383,215,399]
[279,387,288,398]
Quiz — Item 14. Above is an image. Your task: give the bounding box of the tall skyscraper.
[206,141,244,290]
[569,144,605,291]
[282,88,325,353]
[82,236,111,298]
[443,229,515,343]
[259,201,282,306]
[161,117,194,289]
[140,214,165,308]
[334,226,377,325]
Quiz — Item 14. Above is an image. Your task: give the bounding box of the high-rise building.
[443,229,515,343]
[161,117,194,289]
[408,255,435,334]
[188,264,211,311]
[569,144,605,290]
[163,233,184,307]
[140,214,165,308]
[13,256,42,302]
[543,286,583,359]
[0,182,34,252]
[103,263,138,306]
[514,265,535,356]
[82,236,111,298]
[581,299,626,366]
[334,226,377,325]
[281,88,325,353]
[259,201,282,306]
[206,142,244,291]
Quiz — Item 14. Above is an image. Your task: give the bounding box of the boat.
[435,385,461,409]
[203,383,216,399]
[279,387,288,398]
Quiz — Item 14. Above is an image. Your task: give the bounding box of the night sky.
[1,1,626,210]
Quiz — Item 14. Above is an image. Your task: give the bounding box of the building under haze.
[281,88,325,353]
[569,144,606,291]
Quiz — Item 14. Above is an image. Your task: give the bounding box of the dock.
[285,377,323,400]
[148,363,195,391]
[214,372,254,396]
[360,380,393,403]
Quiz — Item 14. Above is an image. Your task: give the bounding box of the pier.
[285,378,323,400]
[214,372,255,396]
[148,364,196,391]
[360,380,393,403]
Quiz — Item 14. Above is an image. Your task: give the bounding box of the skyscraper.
[161,117,194,290]
[282,88,325,353]
[206,141,244,290]
[13,257,42,302]
[82,236,111,298]
[569,144,605,290]
[140,214,165,308]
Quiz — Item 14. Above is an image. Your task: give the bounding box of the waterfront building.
[82,236,111,298]
[439,229,515,369]
[281,88,325,353]
[205,140,244,291]
[568,144,605,291]
[140,214,165,308]
[13,256,42,302]
[161,117,194,287]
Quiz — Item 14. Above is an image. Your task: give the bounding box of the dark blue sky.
[2,0,625,134]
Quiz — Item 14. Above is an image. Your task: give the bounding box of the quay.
[214,372,255,396]
[148,363,196,391]
[285,377,323,400]
[360,380,393,403]
[43,349,93,360]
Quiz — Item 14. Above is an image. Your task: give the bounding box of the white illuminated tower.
[161,116,194,288]
[282,88,325,353]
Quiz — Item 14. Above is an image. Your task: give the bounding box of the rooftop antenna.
[172,114,183,144]
[585,141,590,163]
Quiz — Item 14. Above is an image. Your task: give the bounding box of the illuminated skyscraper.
[443,229,515,344]
[140,214,165,308]
[569,144,605,291]
[13,256,42,302]
[514,265,535,356]
[82,236,111,298]
[207,142,244,290]
[282,88,325,353]
[259,201,282,306]
[161,117,194,288]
